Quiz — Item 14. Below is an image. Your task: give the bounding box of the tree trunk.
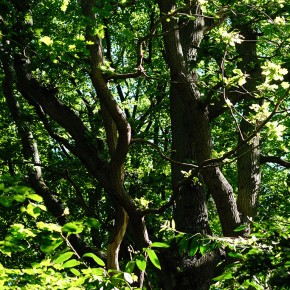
[235,24,261,223]
[156,2,213,289]
[156,1,242,288]
[107,205,129,270]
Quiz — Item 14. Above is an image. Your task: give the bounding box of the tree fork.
[2,54,92,259]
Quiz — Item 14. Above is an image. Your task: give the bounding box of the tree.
[0,0,289,289]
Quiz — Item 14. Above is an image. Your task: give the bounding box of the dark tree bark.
[1,52,91,258]
[235,24,262,223]
[156,1,241,289]
[81,1,151,264]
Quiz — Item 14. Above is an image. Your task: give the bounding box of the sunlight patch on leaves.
[39,36,53,46]
[61,0,70,12]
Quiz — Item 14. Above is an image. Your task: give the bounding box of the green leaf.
[14,185,31,195]
[37,204,47,211]
[247,281,264,290]
[62,222,83,234]
[26,203,41,219]
[27,194,43,202]
[91,268,105,276]
[61,0,69,12]
[213,272,233,281]
[22,269,35,275]
[234,224,247,232]
[39,36,53,46]
[125,261,135,273]
[188,15,196,20]
[209,241,217,251]
[199,244,208,256]
[62,259,81,268]
[40,239,63,254]
[13,194,26,202]
[0,196,13,207]
[136,257,146,271]
[70,268,81,276]
[0,174,18,183]
[83,253,105,266]
[146,248,161,270]
[189,238,199,257]
[228,252,244,259]
[86,218,100,229]
[53,251,74,264]
[150,242,170,248]
[178,237,189,255]
[37,222,62,232]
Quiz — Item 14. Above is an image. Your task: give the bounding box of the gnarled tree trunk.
[157,1,241,289]
[235,25,262,224]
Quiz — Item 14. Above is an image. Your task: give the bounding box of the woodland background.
[0,0,289,289]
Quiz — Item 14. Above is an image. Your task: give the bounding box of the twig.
[130,138,199,168]
[140,168,199,216]
[61,233,81,260]
[221,49,244,140]
[202,86,290,166]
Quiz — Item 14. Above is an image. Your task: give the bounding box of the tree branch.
[260,155,290,168]
[13,55,109,185]
[203,86,290,166]
[140,171,197,216]
[131,138,199,168]
[81,0,131,169]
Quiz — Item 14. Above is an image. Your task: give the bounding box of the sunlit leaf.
[13,194,26,202]
[26,203,41,219]
[62,259,81,268]
[150,242,170,248]
[136,257,146,271]
[39,36,53,46]
[53,251,74,264]
[146,248,161,270]
[70,268,81,276]
[125,261,135,273]
[37,222,62,232]
[234,224,247,232]
[62,222,83,234]
[27,194,43,202]
[199,244,208,256]
[61,0,69,12]
[82,253,105,266]
[213,272,233,281]
[91,268,105,276]
[228,252,244,259]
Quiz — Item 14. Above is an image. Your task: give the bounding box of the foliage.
[0,175,162,289]
[0,0,289,289]
[211,218,290,290]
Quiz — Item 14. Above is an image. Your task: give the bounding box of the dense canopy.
[0,0,289,289]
